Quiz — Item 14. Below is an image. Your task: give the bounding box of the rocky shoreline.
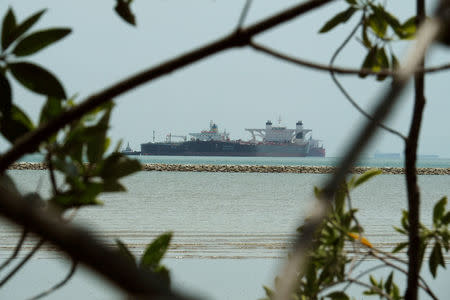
[7,162,450,175]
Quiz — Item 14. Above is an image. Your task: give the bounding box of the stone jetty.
[7,162,450,175]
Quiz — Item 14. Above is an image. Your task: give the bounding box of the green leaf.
[392,242,408,253]
[367,12,388,38]
[429,242,444,278]
[443,211,450,225]
[102,180,126,192]
[376,47,389,81]
[393,226,407,235]
[353,168,381,187]
[115,239,136,264]
[100,153,141,179]
[0,71,12,117]
[369,275,377,286]
[319,7,357,33]
[326,291,349,300]
[39,97,63,126]
[391,53,399,70]
[361,23,372,48]
[115,0,136,26]
[359,46,377,78]
[1,8,16,50]
[0,105,34,143]
[154,265,170,288]
[433,196,447,226]
[401,17,417,39]
[9,62,66,99]
[263,285,274,298]
[345,0,357,6]
[384,271,393,294]
[10,9,46,44]
[86,108,111,164]
[140,232,172,270]
[13,28,71,57]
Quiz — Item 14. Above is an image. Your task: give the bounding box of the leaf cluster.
[393,196,449,278]
[0,8,70,145]
[363,272,401,300]
[319,1,418,81]
[116,232,173,288]
[262,170,385,300]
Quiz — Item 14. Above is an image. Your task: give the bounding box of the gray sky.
[1,0,449,157]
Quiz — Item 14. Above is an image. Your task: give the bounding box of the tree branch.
[27,258,78,300]
[404,1,426,299]
[0,0,335,172]
[250,41,450,76]
[0,238,45,287]
[236,0,253,30]
[0,228,28,271]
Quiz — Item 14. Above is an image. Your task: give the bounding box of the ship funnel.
[266,120,272,130]
[296,121,303,130]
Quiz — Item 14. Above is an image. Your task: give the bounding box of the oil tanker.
[139,120,325,157]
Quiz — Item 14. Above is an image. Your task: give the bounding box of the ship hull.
[141,141,325,157]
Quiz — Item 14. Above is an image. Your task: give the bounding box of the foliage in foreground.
[261,169,449,300]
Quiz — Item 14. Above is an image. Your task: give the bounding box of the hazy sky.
[1,1,449,157]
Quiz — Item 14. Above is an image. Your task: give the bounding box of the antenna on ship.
[278,115,282,126]
[153,130,155,143]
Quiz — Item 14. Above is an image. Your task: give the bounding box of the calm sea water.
[1,156,449,299]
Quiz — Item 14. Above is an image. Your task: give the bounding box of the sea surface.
[0,156,449,299]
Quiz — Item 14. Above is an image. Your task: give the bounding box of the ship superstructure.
[140,120,325,157]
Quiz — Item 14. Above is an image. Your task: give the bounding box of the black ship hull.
[141,140,325,157]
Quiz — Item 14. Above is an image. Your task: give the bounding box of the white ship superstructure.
[245,120,312,145]
[189,120,230,141]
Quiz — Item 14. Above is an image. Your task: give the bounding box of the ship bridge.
[245,120,312,143]
[189,121,230,141]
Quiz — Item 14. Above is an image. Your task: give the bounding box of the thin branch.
[0,228,28,271]
[250,41,450,76]
[27,259,78,300]
[0,0,336,173]
[0,238,45,287]
[236,0,253,30]
[371,251,438,300]
[328,15,406,140]
[343,263,386,292]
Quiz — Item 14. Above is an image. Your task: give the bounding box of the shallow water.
[1,170,449,299]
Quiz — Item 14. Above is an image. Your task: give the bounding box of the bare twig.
[27,259,78,300]
[0,228,28,271]
[0,0,335,172]
[250,41,450,76]
[236,0,253,30]
[0,238,45,287]
[328,14,406,140]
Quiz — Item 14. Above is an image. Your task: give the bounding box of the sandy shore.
[7,162,450,175]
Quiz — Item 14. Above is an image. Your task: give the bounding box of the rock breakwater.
[7,162,450,175]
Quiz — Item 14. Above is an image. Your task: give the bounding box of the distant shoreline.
[7,162,450,175]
